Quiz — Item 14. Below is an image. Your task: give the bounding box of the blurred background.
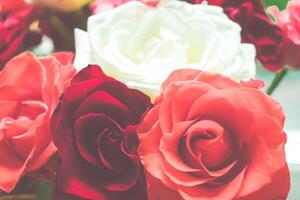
[257,66,300,200]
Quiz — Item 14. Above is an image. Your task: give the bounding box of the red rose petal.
[58,79,103,127]
[71,65,110,85]
[75,90,132,127]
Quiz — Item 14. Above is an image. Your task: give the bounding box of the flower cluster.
[0,0,295,200]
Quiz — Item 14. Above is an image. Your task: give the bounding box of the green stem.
[266,68,288,95]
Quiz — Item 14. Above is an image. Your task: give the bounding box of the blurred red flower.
[0,0,42,69]
[190,0,285,71]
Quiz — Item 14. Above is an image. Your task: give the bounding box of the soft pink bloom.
[0,51,76,192]
[270,0,300,68]
[91,0,159,13]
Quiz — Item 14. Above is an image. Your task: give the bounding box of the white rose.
[74,0,256,95]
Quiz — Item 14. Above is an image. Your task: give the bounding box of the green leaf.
[35,180,53,200]
[263,0,290,11]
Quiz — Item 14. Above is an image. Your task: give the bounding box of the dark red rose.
[190,0,285,71]
[51,65,152,200]
[0,0,42,69]
[224,1,285,71]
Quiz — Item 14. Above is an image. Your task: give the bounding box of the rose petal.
[51,52,74,66]
[11,128,36,160]
[18,100,48,120]
[159,120,203,172]
[178,168,246,200]
[27,142,57,172]
[71,65,110,85]
[237,111,287,197]
[0,52,45,94]
[4,117,34,138]
[163,81,215,125]
[224,88,284,126]
[0,101,19,118]
[75,114,141,191]
[99,81,151,125]
[56,135,107,200]
[38,57,65,109]
[161,69,240,93]
[187,90,256,143]
[53,186,83,200]
[75,90,132,128]
[138,121,177,190]
[163,158,214,187]
[161,69,201,93]
[146,173,184,200]
[237,164,290,200]
[185,120,233,169]
[75,113,121,165]
[0,138,25,192]
[0,86,36,101]
[136,105,160,140]
[57,79,103,128]
[240,79,265,89]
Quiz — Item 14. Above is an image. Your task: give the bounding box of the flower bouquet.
[0,0,298,199]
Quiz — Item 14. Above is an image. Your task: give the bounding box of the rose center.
[184,120,233,169]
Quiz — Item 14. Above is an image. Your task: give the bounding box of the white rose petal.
[74,1,256,96]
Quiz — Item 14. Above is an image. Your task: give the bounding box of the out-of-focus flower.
[91,0,159,13]
[191,0,285,71]
[0,51,76,193]
[75,1,256,97]
[0,0,42,69]
[26,0,92,12]
[269,0,300,69]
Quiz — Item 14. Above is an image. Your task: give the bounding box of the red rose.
[0,51,75,192]
[138,69,290,200]
[51,65,152,200]
[224,1,285,71]
[0,0,42,69]
[190,0,285,71]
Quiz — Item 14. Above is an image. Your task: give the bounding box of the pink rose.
[0,51,76,192]
[138,69,290,200]
[270,0,300,68]
[91,0,159,14]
